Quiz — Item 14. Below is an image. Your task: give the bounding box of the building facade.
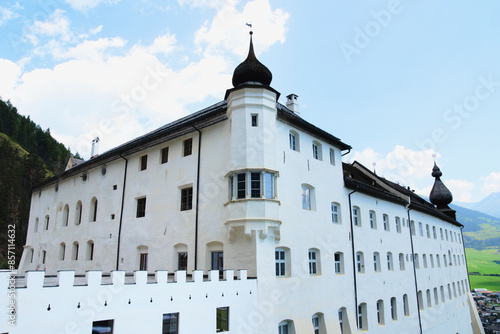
[10,33,483,333]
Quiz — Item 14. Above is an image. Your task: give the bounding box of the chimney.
[286,94,299,114]
[91,137,100,158]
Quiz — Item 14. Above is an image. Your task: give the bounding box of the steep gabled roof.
[343,161,462,227]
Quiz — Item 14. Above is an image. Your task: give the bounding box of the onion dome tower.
[232,31,272,87]
[429,162,456,220]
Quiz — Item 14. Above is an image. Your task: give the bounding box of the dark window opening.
[161,147,169,164]
[92,319,114,334]
[250,172,261,198]
[216,307,229,332]
[140,253,148,271]
[211,251,223,271]
[162,313,179,334]
[137,197,146,218]
[140,155,148,171]
[181,187,193,211]
[178,252,188,271]
[183,138,193,157]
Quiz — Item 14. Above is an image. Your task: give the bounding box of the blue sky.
[0,0,499,203]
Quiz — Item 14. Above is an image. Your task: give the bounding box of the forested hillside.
[0,99,72,268]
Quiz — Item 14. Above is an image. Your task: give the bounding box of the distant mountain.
[471,192,500,219]
[451,204,500,250]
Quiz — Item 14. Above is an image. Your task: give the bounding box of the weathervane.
[246,22,253,34]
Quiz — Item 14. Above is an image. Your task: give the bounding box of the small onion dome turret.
[232,31,272,87]
[429,162,453,209]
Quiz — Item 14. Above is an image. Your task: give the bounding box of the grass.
[465,247,500,291]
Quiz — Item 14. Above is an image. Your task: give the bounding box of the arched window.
[410,221,416,235]
[72,242,79,260]
[42,250,46,264]
[329,148,336,165]
[437,254,441,267]
[308,248,320,275]
[383,214,389,231]
[426,289,432,308]
[278,320,295,334]
[353,206,361,226]
[312,313,326,334]
[448,284,452,300]
[90,197,98,222]
[434,288,439,305]
[331,202,341,224]
[433,226,437,239]
[174,243,188,271]
[289,130,300,152]
[44,215,50,230]
[430,254,434,268]
[86,241,94,261]
[75,201,82,225]
[417,290,423,311]
[414,254,420,269]
[301,184,315,210]
[373,252,381,272]
[426,224,430,238]
[312,141,322,160]
[358,303,367,330]
[390,297,397,320]
[34,218,39,232]
[63,204,70,227]
[403,294,409,316]
[369,211,377,229]
[440,286,445,303]
[376,300,385,325]
[334,252,344,275]
[423,254,427,268]
[59,243,65,261]
[399,253,405,271]
[356,251,364,273]
[387,252,393,271]
[395,217,401,233]
[338,308,348,334]
[30,248,34,263]
[275,247,290,277]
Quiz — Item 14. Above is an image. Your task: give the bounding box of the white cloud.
[27,9,73,45]
[89,25,103,35]
[194,0,289,57]
[65,0,121,12]
[131,33,177,58]
[349,145,440,186]
[481,172,500,196]
[177,0,237,9]
[0,5,19,26]
[0,59,21,99]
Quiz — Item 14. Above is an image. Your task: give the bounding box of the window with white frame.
[369,211,377,229]
[353,206,361,226]
[377,300,385,325]
[302,184,314,210]
[329,148,335,165]
[331,202,340,223]
[387,252,393,271]
[373,252,381,272]
[228,171,277,200]
[338,308,346,334]
[275,248,289,277]
[309,249,319,275]
[334,252,344,274]
[312,315,320,334]
[383,214,389,231]
[278,320,290,334]
[312,141,322,160]
[395,217,401,233]
[410,221,416,235]
[356,251,365,273]
[289,131,299,152]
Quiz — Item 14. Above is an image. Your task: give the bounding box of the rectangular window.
[275,249,286,277]
[237,174,246,199]
[251,114,258,127]
[92,319,114,334]
[212,251,223,271]
[216,307,229,332]
[181,187,193,211]
[162,313,179,334]
[353,207,360,226]
[383,215,388,231]
[419,222,423,236]
[183,138,193,157]
[309,250,317,275]
[302,185,311,210]
[140,253,148,270]
[370,211,376,229]
[178,252,188,271]
[391,298,397,320]
[334,253,342,274]
[338,309,344,334]
[426,225,430,238]
[312,315,319,334]
[264,173,274,199]
[140,154,148,171]
[137,197,146,218]
[331,203,339,223]
[289,133,296,151]
[250,172,261,198]
[329,148,335,165]
[395,217,401,233]
[279,322,289,334]
[161,147,169,164]
[403,294,409,316]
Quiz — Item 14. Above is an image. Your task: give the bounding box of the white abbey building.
[5,32,483,334]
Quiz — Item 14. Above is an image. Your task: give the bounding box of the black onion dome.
[232,32,272,87]
[429,162,453,208]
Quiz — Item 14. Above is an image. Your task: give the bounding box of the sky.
[0,0,499,203]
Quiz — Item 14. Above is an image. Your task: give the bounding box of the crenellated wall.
[0,269,257,334]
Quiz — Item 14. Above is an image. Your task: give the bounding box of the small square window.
[140,155,148,171]
[163,313,179,334]
[251,114,258,127]
[161,147,169,164]
[216,307,229,332]
[181,187,193,211]
[137,197,146,218]
[183,138,193,157]
[113,184,117,190]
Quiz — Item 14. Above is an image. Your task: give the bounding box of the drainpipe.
[116,154,128,271]
[407,206,423,334]
[348,188,359,327]
[192,125,202,271]
[341,148,351,157]
[460,226,472,292]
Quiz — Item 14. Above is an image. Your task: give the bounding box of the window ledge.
[224,198,281,206]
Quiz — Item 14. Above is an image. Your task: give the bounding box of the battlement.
[0,269,257,333]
